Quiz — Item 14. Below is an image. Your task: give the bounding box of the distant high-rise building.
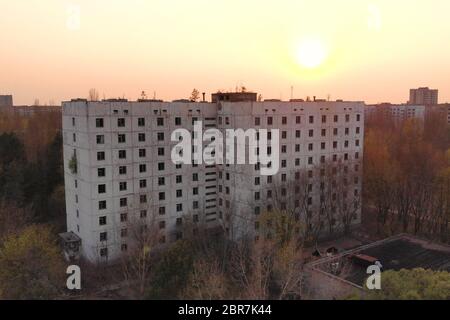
[0,95,13,107]
[409,87,438,105]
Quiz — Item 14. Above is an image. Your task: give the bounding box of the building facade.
[409,87,438,105]
[365,104,425,121]
[0,95,13,108]
[62,98,364,262]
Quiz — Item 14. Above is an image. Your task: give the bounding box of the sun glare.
[296,37,328,69]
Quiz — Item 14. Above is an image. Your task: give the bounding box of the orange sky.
[1,0,449,105]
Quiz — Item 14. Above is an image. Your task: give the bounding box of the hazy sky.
[1,0,450,105]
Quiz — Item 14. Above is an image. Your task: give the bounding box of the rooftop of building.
[308,234,450,288]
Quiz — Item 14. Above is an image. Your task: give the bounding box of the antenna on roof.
[291,86,294,100]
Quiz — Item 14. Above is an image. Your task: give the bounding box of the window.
[158,162,165,171]
[157,132,164,141]
[96,118,104,128]
[138,118,145,127]
[120,198,127,207]
[296,130,301,138]
[118,118,125,127]
[140,210,147,218]
[255,177,260,186]
[356,127,360,134]
[295,144,300,152]
[308,143,313,151]
[176,204,183,212]
[159,221,166,230]
[282,131,287,139]
[157,118,164,126]
[100,232,107,242]
[333,128,338,136]
[159,192,165,201]
[176,175,182,184]
[255,117,261,126]
[119,166,127,175]
[99,216,107,226]
[321,142,326,150]
[118,134,126,143]
[309,129,314,137]
[121,229,128,238]
[321,129,326,137]
[97,151,106,161]
[100,248,108,257]
[96,135,105,144]
[159,206,166,215]
[98,184,106,194]
[98,168,106,177]
[119,150,126,159]
[140,195,147,203]
[176,217,183,225]
[120,213,128,222]
[72,117,76,126]
[267,117,273,125]
[158,177,165,186]
[334,115,338,122]
[308,157,313,165]
[99,201,107,210]
[282,117,287,125]
[140,179,147,188]
[193,187,199,195]
[193,173,199,181]
[296,116,301,124]
[176,189,183,198]
[138,133,146,142]
[158,147,165,156]
[175,117,182,126]
[345,114,350,122]
[139,149,146,158]
[73,133,76,142]
[357,114,361,122]
[119,182,127,191]
[309,116,314,124]
[139,164,146,173]
[322,115,327,123]
[193,201,199,210]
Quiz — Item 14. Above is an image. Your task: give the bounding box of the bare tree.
[88,88,100,101]
[121,214,163,297]
[190,89,200,102]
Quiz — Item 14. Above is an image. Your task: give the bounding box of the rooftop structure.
[211,92,258,103]
[306,234,450,299]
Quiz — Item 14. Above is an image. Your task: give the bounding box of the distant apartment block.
[365,103,425,121]
[62,95,364,263]
[428,103,450,124]
[409,87,438,105]
[0,95,13,107]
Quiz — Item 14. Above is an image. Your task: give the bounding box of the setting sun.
[296,37,328,69]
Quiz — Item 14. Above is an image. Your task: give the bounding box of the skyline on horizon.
[1,0,450,105]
